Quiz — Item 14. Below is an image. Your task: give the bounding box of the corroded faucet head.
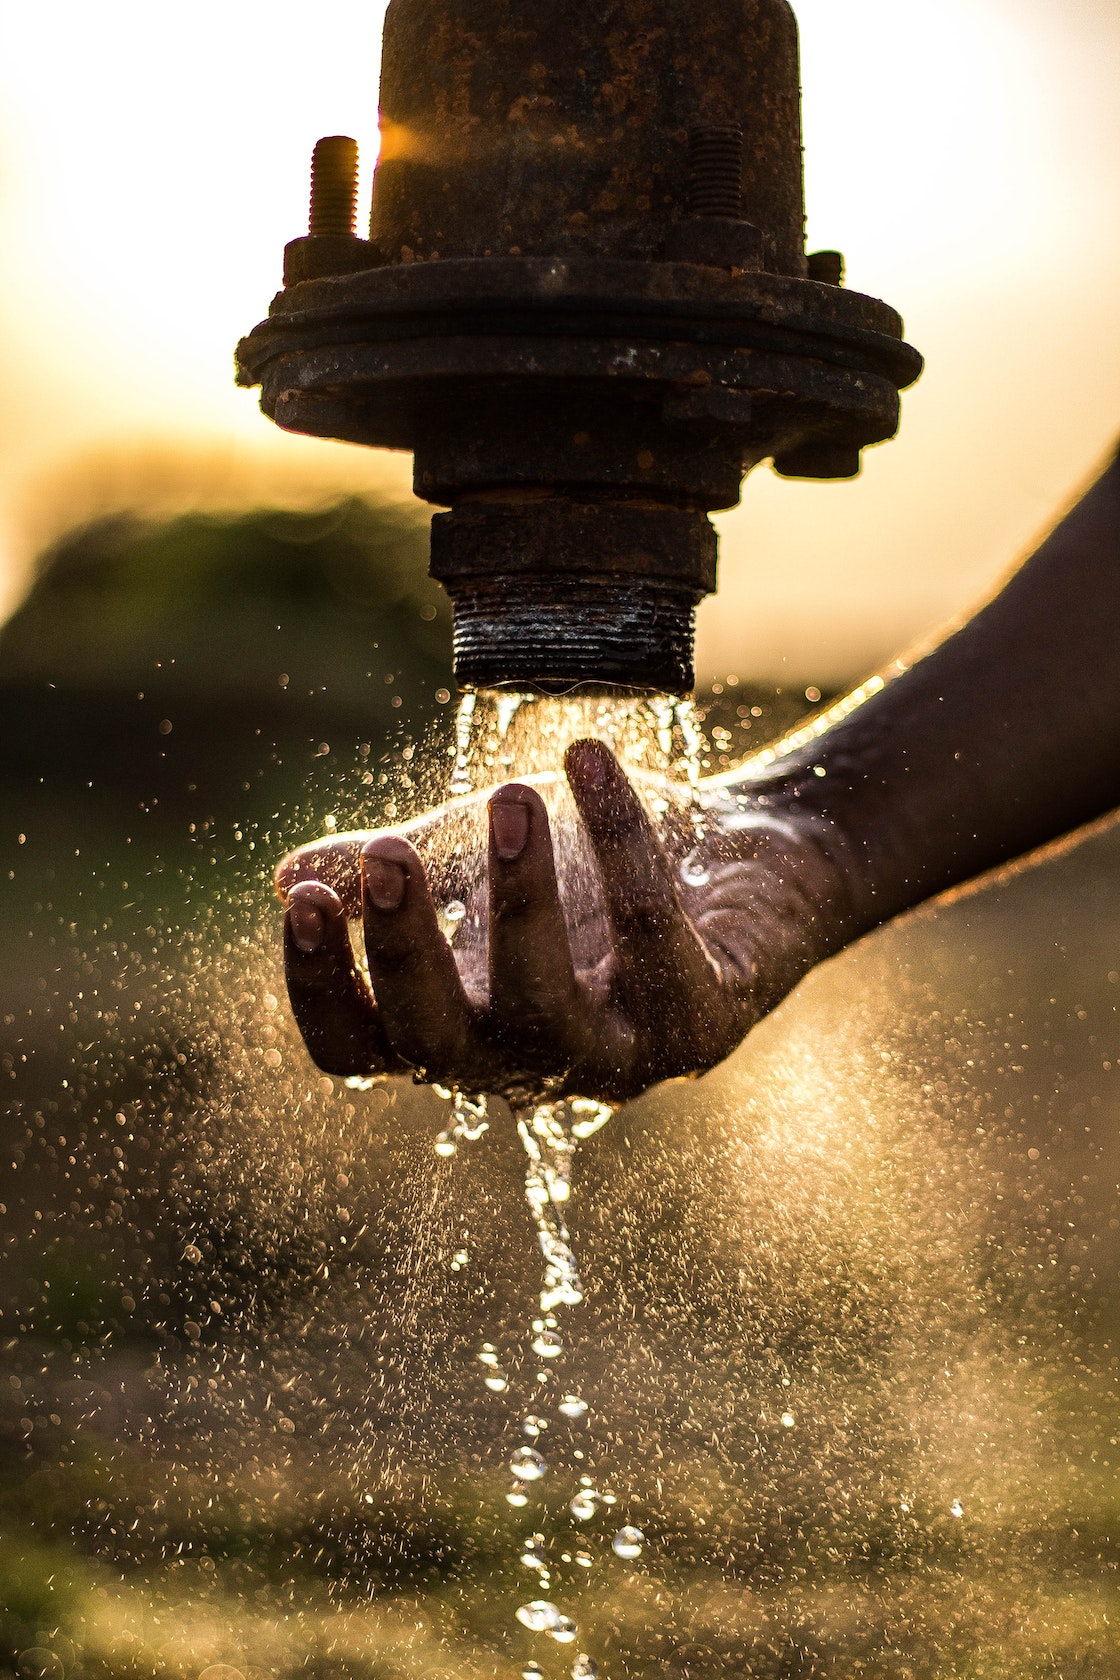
[236,0,921,693]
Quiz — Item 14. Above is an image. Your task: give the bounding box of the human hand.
[275,740,863,1102]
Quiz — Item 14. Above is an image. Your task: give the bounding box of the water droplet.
[182,1244,202,1264]
[478,1343,500,1366]
[572,1657,598,1679]
[522,1414,548,1439]
[434,1131,457,1158]
[511,1447,548,1481]
[558,1393,588,1419]
[570,1099,613,1139]
[485,1372,509,1393]
[516,1600,562,1633]
[950,1498,964,1519]
[781,1411,796,1429]
[522,1666,545,1680]
[532,1330,563,1359]
[443,898,466,924]
[550,1616,578,1645]
[679,849,710,888]
[575,1548,593,1568]
[507,1490,529,1507]
[521,1550,547,1572]
[569,1490,601,1521]
[612,1526,644,1559]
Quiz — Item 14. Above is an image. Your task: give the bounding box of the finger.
[275,807,484,917]
[564,739,722,1024]
[276,834,369,916]
[284,881,404,1076]
[361,836,480,1078]
[487,784,586,1062]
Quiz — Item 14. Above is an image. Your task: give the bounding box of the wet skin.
[275,738,857,1102]
[276,445,1120,1101]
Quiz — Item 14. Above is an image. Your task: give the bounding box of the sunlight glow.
[0,0,1117,674]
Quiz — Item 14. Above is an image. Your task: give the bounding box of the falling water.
[449,688,479,797]
[428,687,702,1675]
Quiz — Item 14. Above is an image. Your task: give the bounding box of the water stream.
[426,688,707,1678]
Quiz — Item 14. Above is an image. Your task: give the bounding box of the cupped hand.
[274,740,861,1102]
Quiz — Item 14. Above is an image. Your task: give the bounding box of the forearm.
[729,445,1120,934]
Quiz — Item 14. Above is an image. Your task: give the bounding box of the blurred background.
[1,3,1119,1677]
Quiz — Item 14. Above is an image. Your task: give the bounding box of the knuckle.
[491,884,539,921]
[366,926,429,975]
[616,893,676,937]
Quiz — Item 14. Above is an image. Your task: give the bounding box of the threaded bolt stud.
[308,135,359,238]
[807,249,845,287]
[688,125,744,219]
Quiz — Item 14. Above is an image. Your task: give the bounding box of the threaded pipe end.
[309,136,359,238]
[430,499,716,691]
[448,575,699,693]
[688,125,744,219]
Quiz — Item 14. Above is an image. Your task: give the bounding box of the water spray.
[235,0,921,695]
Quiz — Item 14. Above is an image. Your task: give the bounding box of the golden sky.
[0,0,1117,684]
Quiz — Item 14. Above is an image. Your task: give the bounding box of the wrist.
[696,772,878,1002]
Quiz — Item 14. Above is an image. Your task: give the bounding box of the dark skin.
[277,444,1120,1102]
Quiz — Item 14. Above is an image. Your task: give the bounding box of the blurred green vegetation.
[0,497,453,874]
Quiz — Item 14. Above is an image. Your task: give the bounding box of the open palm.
[276,739,858,1101]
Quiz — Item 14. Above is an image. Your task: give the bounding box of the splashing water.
[444,685,705,808]
[432,1086,490,1159]
[611,1526,644,1559]
[511,1445,549,1481]
[516,1600,565,1633]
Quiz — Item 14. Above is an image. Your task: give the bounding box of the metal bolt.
[308,136,359,238]
[773,440,862,480]
[807,249,845,286]
[688,125,744,219]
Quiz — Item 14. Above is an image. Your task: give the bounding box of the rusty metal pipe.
[237,0,921,693]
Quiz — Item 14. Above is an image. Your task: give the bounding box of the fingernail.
[566,738,611,789]
[490,798,530,861]
[365,855,406,911]
[289,898,325,953]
